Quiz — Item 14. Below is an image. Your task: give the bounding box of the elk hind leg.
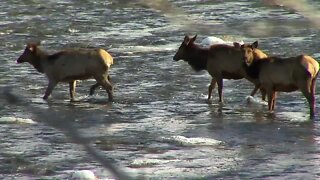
[216,77,224,103]
[208,78,216,100]
[260,88,267,101]
[250,85,259,97]
[95,74,113,102]
[266,89,274,111]
[90,75,111,95]
[271,91,277,110]
[89,82,100,96]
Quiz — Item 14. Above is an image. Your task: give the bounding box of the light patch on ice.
[128,148,242,179]
[137,117,192,134]
[0,116,37,124]
[71,170,97,180]
[105,123,136,134]
[200,36,244,47]
[130,158,178,168]
[161,135,223,146]
[70,169,116,180]
[283,36,306,42]
[246,96,268,106]
[200,36,225,46]
[101,27,153,39]
[278,111,310,123]
[109,43,177,53]
[68,28,80,33]
[27,84,43,90]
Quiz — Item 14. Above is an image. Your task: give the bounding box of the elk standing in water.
[16,42,114,102]
[241,41,319,118]
[173,35,267,102]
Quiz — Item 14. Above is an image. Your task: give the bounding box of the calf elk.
[17,42,114,102]
[241,41,319,118]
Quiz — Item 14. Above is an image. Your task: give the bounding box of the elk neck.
[29,48,50,73]
[243,58,265,79]
[185,44,209,71]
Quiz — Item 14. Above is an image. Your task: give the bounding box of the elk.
[241,41,319,118]
[16,42,114,102]
[173,35,267,102]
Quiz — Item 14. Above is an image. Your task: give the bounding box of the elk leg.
[95,74,113,102]
[266,89,273,111]
[309,94,315,118]
[250,85,259,97]
[208,78,216,100]
[216,78,223,103]
[89,82,100,96]
[301,90,315,118]
[69,81,77,101]
[301,79,315,118]
[251,85,267,101]
[90,75,111,95]
[271,91,277,110]
[310,78,317,118]
[260,88,267,101]
[43,81,58,100]
[107,75,112,83]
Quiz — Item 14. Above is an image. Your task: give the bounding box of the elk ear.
[183,35,190,44]
[233,42,241,48]
[190,34,197,43]
[251,41,258,49]
[26,40,41,49]
[26,43,37,52]
[29,46,34,52]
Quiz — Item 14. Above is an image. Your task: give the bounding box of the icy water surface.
[1,0,320,179]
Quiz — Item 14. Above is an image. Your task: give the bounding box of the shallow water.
[1,0,320,179]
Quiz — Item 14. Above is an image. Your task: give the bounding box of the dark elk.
[241,41,319,118]
[16,42,114,102]
[173,35,268,102]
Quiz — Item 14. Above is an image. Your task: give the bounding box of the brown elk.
[173,35,268,102]
[241,41,319,118]
[16,42,114,102]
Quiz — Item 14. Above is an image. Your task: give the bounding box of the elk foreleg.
[43,80,58,100]
[69,81,76,101]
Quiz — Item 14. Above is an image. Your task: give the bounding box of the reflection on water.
[1,0,320,179]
